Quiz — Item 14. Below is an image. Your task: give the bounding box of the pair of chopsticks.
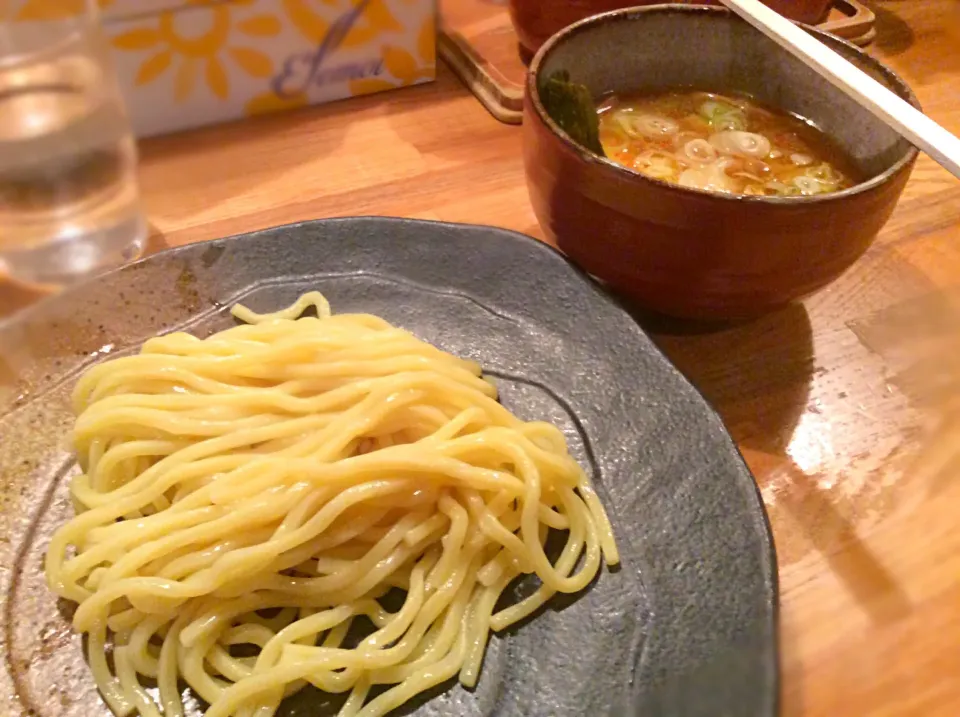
[720,0,960,180]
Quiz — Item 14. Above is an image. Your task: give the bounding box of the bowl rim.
[525,4,921,206]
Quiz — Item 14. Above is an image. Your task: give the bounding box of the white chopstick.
[719,0,960,180]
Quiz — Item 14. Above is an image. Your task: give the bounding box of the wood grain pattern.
[3,1,960,714]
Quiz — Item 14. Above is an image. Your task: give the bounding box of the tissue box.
[13,0,437,137]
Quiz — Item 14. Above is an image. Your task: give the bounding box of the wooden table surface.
[3,1,960,715]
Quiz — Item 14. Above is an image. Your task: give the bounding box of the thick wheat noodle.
[44,291,619,717]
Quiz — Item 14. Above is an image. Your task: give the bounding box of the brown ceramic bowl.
[523,5,919,320]
[509,0,833,55]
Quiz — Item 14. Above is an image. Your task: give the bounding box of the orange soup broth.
[596,90,861,196]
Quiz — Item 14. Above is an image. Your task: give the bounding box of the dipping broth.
[597,90,859,197]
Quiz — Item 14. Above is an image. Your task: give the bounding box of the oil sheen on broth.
[597,90,858,196]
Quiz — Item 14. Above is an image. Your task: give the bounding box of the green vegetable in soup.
[539,70,604,156]
[699,99,747,131]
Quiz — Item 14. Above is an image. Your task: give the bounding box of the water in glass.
[0,8,146,285]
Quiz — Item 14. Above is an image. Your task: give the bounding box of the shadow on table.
[871,0,960,80]
[384,65,519,165]
[633,303,815,458]
[631,301,913,626]
[870,0,916,57]
[776,461,912,624]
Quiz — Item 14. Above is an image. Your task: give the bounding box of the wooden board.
[439,0,877,124]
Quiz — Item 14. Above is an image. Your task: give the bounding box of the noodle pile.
[45,292,619,717]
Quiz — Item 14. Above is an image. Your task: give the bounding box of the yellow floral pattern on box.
[348,12,433,96]
[245,0,434,118]
[9,0,435,136]
[16,0,114,20]
[110,0,279,102]
[282,0,401,48]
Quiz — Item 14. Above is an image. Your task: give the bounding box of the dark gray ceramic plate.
[0,218,778,717]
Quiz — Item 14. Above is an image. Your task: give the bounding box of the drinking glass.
[0,1,146,285]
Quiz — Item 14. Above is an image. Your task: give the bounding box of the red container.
[509,0,834,54]
[521,5,918,319]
